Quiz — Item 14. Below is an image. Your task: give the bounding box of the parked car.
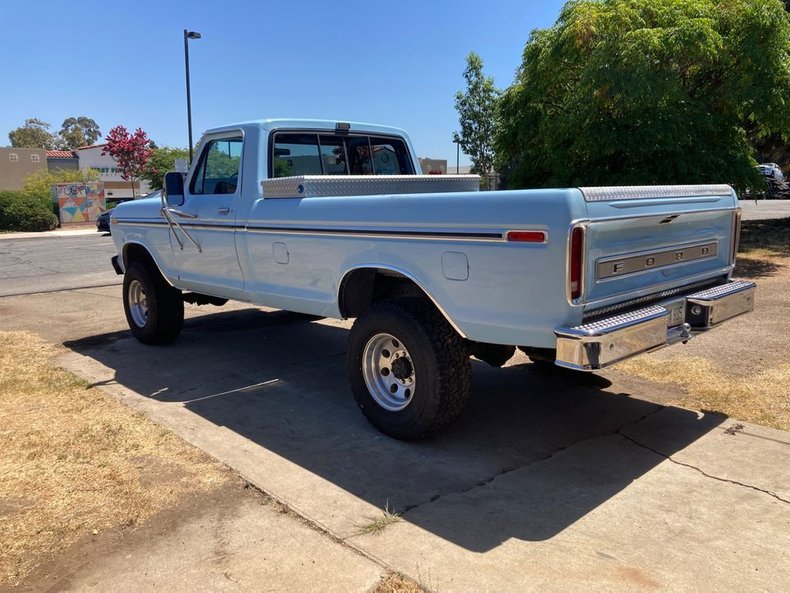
[97,191,161,233]
[758,163,784,183]
[96,208,113,233]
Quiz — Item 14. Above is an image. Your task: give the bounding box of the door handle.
[217,207,231,215]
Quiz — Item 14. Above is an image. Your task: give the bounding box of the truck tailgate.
[580,185,739,310]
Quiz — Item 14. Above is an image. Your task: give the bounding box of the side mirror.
[163,172,185,206]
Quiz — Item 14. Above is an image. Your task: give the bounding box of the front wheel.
[347,298,471,440]
[122,262,184,345]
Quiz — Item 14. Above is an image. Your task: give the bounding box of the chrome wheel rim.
[128,279,148,328]
[362,333,416,411]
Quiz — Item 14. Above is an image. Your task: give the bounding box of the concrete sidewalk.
[58,332,790,593]
[41,485,386,593]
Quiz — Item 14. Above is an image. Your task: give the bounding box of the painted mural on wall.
[52,182,105,224]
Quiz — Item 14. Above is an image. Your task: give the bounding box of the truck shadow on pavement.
[64,307,724,552]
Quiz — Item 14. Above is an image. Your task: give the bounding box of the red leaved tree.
[103,126,153,198]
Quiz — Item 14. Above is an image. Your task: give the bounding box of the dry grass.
[617,356,790,430]
[738,218,790,259]
[355,502,401,536]
[373,572,425,593]
[0,331,230,586]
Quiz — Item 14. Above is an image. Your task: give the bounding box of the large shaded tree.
[8,119,58,149]
[454,52,499,189]
[496,0,790,190]
[59,116,101,149]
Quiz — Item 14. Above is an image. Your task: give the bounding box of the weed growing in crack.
[355,501,400,536]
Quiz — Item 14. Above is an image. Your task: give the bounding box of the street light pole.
[456,140,460,175]
[184,29,201,162]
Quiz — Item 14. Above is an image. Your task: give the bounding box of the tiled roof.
[46,150,77,158]
[76,143,108,150]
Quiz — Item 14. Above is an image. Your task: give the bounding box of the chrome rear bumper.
[554,280,755,371]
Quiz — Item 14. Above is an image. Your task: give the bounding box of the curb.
[0,228,103,240]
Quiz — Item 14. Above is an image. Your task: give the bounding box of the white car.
[758,163,784,182]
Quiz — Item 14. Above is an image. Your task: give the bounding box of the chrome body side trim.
[115,219,509,243]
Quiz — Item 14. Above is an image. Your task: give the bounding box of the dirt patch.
[0,331,231,587]
[616,355,790,430]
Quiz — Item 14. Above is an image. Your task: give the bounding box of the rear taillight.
[731,210,742,265]
[569,225,585,301]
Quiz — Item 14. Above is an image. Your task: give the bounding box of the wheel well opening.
[339,268,432,319]
[123,243,157,271]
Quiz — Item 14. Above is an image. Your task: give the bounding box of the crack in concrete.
[399,405,667,516]
[0,282,122,298]
[617,432,790,505]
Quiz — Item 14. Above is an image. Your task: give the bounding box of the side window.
[272,134,321,177]
[190,137,242,195]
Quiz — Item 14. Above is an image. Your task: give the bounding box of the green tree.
[496,0,790,190]
[454,52,499,189]
[140,146,190,189]
[8,118,58,149]
[59,116,101,149]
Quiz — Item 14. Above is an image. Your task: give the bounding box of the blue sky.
[1,0,566,165]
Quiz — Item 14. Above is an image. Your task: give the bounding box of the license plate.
[665,300,686,326]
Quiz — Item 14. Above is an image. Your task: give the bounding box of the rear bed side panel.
[239,189,589,348]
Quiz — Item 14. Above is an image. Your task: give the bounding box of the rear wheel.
[347,298,470,440]
[123,262,184,345]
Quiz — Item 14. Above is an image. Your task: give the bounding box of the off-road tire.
[123,261,184,345]
[347,297,471,440]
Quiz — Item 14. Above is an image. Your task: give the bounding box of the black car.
[96,191,162,233]
[96,208,113,233]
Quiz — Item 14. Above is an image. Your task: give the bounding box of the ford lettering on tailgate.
[597,242,718,280]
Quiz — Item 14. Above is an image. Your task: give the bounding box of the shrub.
[0,191,59,232]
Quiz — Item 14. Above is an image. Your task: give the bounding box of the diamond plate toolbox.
[261,175,481,199]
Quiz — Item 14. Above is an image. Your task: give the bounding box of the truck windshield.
[271,132,414,177]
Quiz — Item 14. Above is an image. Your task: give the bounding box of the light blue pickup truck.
[109,119,755,439]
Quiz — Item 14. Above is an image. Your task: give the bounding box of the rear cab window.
[270,131,414,178]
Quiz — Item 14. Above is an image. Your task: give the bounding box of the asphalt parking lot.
[1,230,788,592]
[739,198,790,220]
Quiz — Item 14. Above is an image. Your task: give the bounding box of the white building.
[76,144,151,199]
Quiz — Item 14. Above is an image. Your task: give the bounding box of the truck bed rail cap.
[579,185,734,202]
